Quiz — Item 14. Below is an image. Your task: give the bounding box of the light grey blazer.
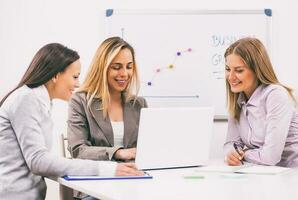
[0,85,114,200]
[67,92,148,161]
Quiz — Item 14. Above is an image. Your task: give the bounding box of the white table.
[57,165,298,200]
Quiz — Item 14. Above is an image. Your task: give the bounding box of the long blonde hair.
[78,37,140,117]
[224,37,296,120]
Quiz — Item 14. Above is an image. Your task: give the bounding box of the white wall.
[1,0,298,199]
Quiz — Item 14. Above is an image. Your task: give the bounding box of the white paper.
[196,164,290,175]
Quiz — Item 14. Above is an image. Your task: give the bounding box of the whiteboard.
[104,9,272,119]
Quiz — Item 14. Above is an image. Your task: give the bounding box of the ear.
[52,74,59,83]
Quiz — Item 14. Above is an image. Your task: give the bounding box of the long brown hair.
[224,37,296,120]
[78,37,140,118]
[0,43,79,106]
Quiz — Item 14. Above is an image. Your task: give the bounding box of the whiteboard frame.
[105,9,273,121]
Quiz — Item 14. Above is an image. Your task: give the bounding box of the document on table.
[195,164,290,175]
[63,174,153,181]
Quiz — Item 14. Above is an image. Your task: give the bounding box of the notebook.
[63,173,152,181]
[135,107,214,170]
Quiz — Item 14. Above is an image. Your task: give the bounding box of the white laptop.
[135,107,214,170]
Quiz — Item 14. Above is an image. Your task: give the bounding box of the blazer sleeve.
[9,93,116,177]
[67,93,119,161]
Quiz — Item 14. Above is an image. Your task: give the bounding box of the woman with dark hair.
[0,43,143,200]
[224,37,298,167]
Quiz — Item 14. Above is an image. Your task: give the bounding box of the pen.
[143,171,151,176]
[233,143,244,165]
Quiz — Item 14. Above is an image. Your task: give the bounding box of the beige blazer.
[67,92,148,161]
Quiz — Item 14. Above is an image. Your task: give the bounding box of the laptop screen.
[135,107,214,170]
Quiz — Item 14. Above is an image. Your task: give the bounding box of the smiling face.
[225,54,258,99]
[54,59,81,101]
[107,48,134,95]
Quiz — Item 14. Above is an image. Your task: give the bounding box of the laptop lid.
[135,107,214,170]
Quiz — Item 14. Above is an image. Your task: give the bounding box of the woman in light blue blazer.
[0,43,143,200]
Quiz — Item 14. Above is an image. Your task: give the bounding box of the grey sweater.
[0,85,116,200]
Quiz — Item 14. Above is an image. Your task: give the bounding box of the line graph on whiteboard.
[138,48,218,110]
[138,47,202,101]
[141,47,201,97]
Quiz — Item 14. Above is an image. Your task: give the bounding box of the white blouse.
[111,120,124,147]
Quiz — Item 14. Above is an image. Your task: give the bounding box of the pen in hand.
[233,143,244,165]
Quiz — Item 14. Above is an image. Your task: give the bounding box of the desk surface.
[57,164,298,200]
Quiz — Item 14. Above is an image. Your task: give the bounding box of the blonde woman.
[67,37,147,163]
[224,37,298,167]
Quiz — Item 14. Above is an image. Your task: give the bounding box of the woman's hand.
[115,162,144,176]
[225,149,244,166]
[114,148,136,161]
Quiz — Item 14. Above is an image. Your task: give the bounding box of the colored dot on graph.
[147,82,152,86]
[188,48,192,52]
[156,68,161,73]
[177,52,181,56]
[168,64,174,69]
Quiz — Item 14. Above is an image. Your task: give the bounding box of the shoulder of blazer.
[72,92,104,113]
[126,95,147,107]
[72,91,87,101]
[70,92,90,111]
[72,91,100,105]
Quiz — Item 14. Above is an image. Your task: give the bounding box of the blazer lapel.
[123,100,137,147]
[89,98,114,146]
